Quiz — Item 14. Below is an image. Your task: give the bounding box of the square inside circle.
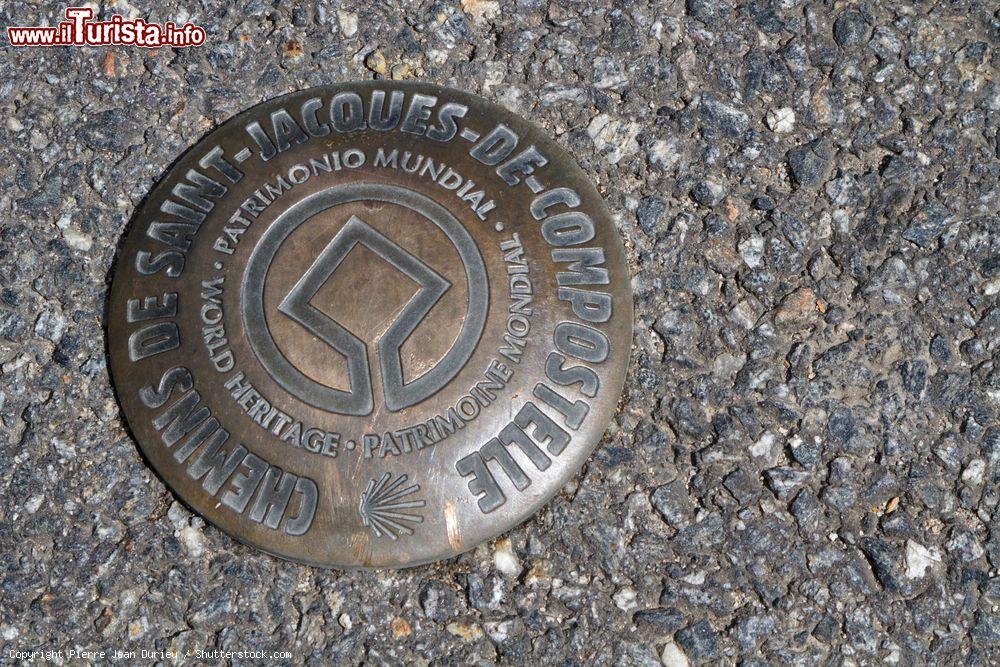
[310,243,419,339]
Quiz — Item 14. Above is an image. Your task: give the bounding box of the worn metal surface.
[107,82,632,568]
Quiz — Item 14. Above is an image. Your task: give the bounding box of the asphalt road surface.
[1,1,998,664]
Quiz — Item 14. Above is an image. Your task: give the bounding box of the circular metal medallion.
[107,82,632,568]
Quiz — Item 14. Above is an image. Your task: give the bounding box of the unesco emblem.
[242,184,489,415]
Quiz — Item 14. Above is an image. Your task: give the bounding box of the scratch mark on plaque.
[444,501,463,551]
[359,472,425,540]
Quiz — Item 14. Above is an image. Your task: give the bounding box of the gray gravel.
[2,0,999,664]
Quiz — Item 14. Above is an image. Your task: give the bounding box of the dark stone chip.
[676,620,720,661]
[787,138,831,188]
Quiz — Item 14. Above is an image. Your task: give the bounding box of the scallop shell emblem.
[359,473,426,540]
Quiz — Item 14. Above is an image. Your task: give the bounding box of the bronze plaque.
[107,82,632,568]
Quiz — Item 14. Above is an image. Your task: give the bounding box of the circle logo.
[107,82,633,567]
[242,183,488,415]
